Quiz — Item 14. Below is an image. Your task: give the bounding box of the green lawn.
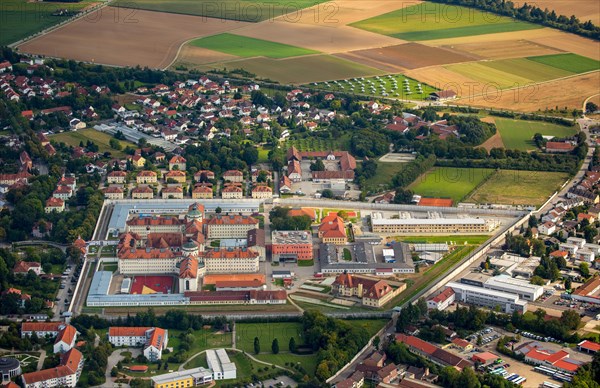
[306,73,437,101]
[527,53,600,74]
[408,167,495,203]
[0,0,98,46]
[257,146,271,163]
[190,33,318,58]
[285,135,349,152]
[482,58,573,82]
[349,4,540,41]
[237,322,305,353]
[395,235,491,245]
[255,353,318,375]
[112,0,326,22]
[51,129,134,157]
[494,118,577,151]
[364,161,407,191]
[466,170,569,206]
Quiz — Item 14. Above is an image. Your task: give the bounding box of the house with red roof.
[333,274,397,308]
[168,155,186,171]
[318,214,347,244]
[13,261,42,276]
[578,339,600,354]
[108,327,168,361]
[53,324,78,354]
[427,288,455,311]
[545,141,575,153]
[21,348,83,388]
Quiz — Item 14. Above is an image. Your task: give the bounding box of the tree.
[111,366,118,377]
[565,278,572,290]
[315,361,331,381]
[310,158,325,171]
[253,337,260,354]
[289,337,297,353]
[373,336,380,350]
[530,275,546,286]
[560,309,581,330]
[579,262,590,278]
[271,338,279,354]
[586,101,598,113]
[321,189,333,198]
[109,138,122,150]
[215,206,222,214]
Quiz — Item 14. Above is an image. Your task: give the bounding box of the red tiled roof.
[137,170,157,177]
[147,328,167,349]
[395,334,437,355]
[55,324,77,346]
[431,287,455,303]
[472,351,498,363]
[206,215,258,226]
[165,170,186,178]
[169,155,186,164]
[200,248,259,259]
[132,185,153,194]
[60,348,82,372]
[108,170,127,177]
[578,340,600,352]
[109,327,151,337]
[22,322,62,333]
[252,185,272,193]
[452,338,471,348]
[319,214,346,239]
[553,359,580,372]
[22,365,74,384]
[418,197,453,207]
[179,257,198,279]
[129,365,149,372]
[545,350,569,364]
[13,261,41,273]
[546,141,575,151]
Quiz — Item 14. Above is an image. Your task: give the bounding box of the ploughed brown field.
[18,7,249,68]
[337,42,478,71]
[441,39,565,59]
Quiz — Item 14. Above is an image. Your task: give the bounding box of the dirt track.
[18,7,249,68]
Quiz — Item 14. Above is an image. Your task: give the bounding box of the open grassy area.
[285,135,349,151]
[237,322,304,353]
[306,73,437,101]
[409,167,495,203]
[190,33,318,58]
[112,0,325,22]
[466,170,569,206]
[0,0,98,46]
[393,245,477,307]
[364,160,406,191]
[395,235,491,245]
[198,54,383,84]
[494,118,577,150]
[51,129,134,157]
[482,58,573,82]
[255,353,317,375]
[349,4,540,41]
[527,53,600,74]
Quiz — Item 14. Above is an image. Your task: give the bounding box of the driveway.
[100,348,142,388]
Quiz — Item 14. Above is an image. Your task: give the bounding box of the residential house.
[136,171,158,184]
[192,184,213,199]
[162,186,184,199]
[168,155,186,171]
[103,186,124,200]
[132,186,154,199]
[165,170,186,183]
[251,185,272,199]
[107,170,127,184]
[45,197,65,213]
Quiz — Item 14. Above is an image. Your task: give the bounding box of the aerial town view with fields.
[0,0,599,387]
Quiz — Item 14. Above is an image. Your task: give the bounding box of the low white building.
[577,249,595,263]
[567,237,587,249]
[484,275,544,301]
[206,349,236,380]
[427,288,455,311]
[559,243,579,255]
[448,282,527,313]
[108,327,168,361]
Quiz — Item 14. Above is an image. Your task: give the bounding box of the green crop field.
[408,167,494,203]
[306,73,437,101]
[194,54,383,84]
[0,0,98,46]
[51,129,135,157]
[349,4,540,41]
[482,58,573,82]
[113,0,325,22]
[466,170,569,206]
[189,33,318,58]
[527,53,600,74]
[494,118,577,150]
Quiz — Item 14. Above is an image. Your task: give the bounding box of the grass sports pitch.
[494,118,577,150]
[349,4,541,41]
[189,33,318,59]
[409,167,494,203]
[113,0,325,22]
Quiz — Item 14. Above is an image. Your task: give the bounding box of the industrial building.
[370,213,495,234]
[484,275,544,301]
[447,282,528,313]
[319,242,414,275]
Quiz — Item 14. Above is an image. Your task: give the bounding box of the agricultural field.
[493,118,578,150]
[408,167,495,203]
[195,54,383,84]
[18,7,249,68]
[527,0,600,24]
[464,71,600,112]
[466,170,569,206]
[50,129,134,157]
[189,33,318,58]
[527,53,600,74]
[112,0,326,22]
[349,3,541,40]
[306,73,437,100]
[440,39,564,60]
[0,0,98,46]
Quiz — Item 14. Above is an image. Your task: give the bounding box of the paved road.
[102,347,141,388]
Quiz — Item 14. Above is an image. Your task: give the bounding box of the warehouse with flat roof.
[484,275,544,301]
[448,282,528,313]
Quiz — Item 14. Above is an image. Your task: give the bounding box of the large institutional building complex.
[370,212,496,234]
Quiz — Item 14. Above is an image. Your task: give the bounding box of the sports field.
[189,33,318,58]
[526,53,600,74]
[307,74,437,100]
[112,0,325,22]
[467,170,569,206]
[349,4,540,40]
[408,167,494,203]
[51,129,134,157]
[0,0,98,46]
[494,118,577,150]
